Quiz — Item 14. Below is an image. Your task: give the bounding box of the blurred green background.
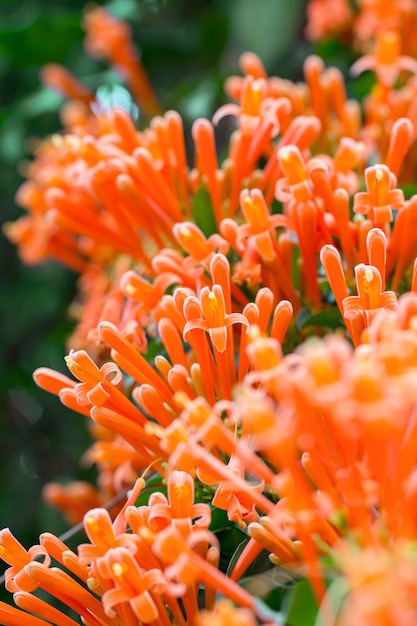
[0,0,310,582]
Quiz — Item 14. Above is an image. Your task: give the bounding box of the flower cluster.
[3,2,417,624]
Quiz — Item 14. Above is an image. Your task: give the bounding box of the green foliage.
[296,306,345,331]
[192,186,218,237]
[282,578,320,626]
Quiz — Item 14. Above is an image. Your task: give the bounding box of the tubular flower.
[172,221,229,272]
[144,470,211,533]
[42,481,105,526]
[276,145,328,307]
[343,264,398,344]
[119,270,181,319]
[204,455,265,529]
[353,163,405,224]
[305,0,354,42]
[153,525,258,613]
[231,188,288,262]
[213,75,270,133]
[40,63,94,105]
[97,547,172,622]
[0,530,50,593]
[350,29,417,87]
[183,284,249,354]
[78,508,134,565]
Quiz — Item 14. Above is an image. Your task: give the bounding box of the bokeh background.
[0,0,316,577]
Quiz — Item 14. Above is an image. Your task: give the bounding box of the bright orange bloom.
[343,263,398,338]
[205,455,264,529]
[192,118,223,225]
[13,592,81,626]
[353,163,404,223]
[0,601,55,626]
[305,0,353,41]
[42,481,105,525]
[120,269,181,318]
[153,525,257,612]
[213,76,270,133]
[98,547,172,622]
[78,508,133,566]
[351,30,417,87]
[183,284,249,354]
[172,221,229,272]
[385,116,414,177]
[40,63,95,105]
[277,145,327,307]
[144,470,211,532]
[0,530,49,593]
[234,188,288,262]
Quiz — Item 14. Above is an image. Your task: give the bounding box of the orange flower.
[183,284,249,354]
[276,145,339,307]
[23,561,109,624]
[248,515,300,567]
[97,547,172,622]
[0,529,49,593]
[153,525,257,612]
[305,0,353,41]
[350,30,417,87]
[12,592,81,626]
[335,541,417,626]
[204,455,265,529]
[234,188,288,262]
[385,117,414,177]
[77,508,133,566]
[120,269,181,318]
[172,221,229,271]
[192,118,223,225]
[276,145,313,204]
[343,264,398,343]
[40,63,94,105]
[213,75,270,132]
[42,481,104,526]
[0,601,54,626]
[146,470,211,532]
[353,163,404,223]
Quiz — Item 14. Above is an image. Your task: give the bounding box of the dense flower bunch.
[4,2,417,624]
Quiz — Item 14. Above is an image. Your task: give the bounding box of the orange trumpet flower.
[350,30,417,87]
[353,164,404,224]
[183,284,249,354]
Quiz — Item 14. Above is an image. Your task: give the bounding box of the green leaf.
[209,506,232,533]
[135,474,166,506]
[191,186,218,238]
[282,578,320,626]
[145,336,166,361]
[298,308,345,330]
[18,88,63,117]
[399,184,417,199]
[314,577,348,626]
